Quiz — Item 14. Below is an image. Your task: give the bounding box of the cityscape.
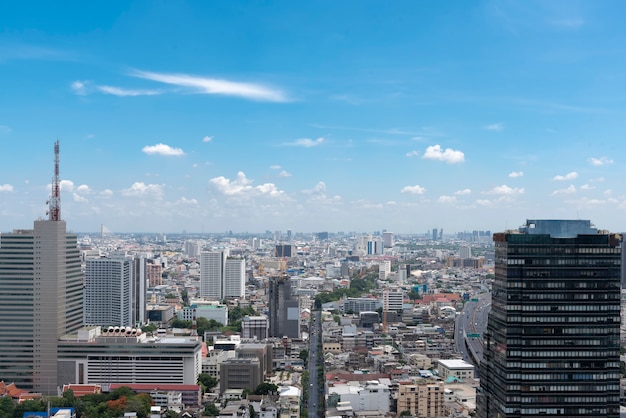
[2,2,626,418]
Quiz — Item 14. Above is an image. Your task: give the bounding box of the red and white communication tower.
[48,140,61,221]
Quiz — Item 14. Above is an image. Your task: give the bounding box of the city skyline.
[2,2,626,233]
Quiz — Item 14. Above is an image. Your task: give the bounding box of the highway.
[455,293,491,367]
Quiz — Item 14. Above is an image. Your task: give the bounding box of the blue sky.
[2,1,626,234]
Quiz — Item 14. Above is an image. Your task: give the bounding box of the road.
[455,293,491,367]
[308,310,322,418]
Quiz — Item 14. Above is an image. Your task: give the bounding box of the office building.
[224,257,245,299]
[58,326,202,386]
[268,274,300,338]
[477,219,621,418]
[84,256,134,327]
[383,231,394,248]
[0,141,83,394]
[242,315,270,340]
[200,250,227,300]
[146,261,162,287]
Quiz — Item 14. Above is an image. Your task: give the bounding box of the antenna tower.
[48,140,61,221]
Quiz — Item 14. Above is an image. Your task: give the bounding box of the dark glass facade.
[477,220,621,418]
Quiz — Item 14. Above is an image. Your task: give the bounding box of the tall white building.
[84,256,134,327]
[383,232,394,248]
[459,245,471,259]
[200,250,245,300]
[224,258,245,299]
[200,251,227,300]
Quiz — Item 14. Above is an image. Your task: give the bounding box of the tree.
[204,403,221,416]
[198,373,218,391]
[171,318,192,328]
[0,397,13,417]
[299,349,309,367]
[141,323,157,333]
[254,382,279,395]
[400,410,412,416]
[250,405,257,418]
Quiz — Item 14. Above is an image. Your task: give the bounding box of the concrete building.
[84,256,134,327]
[200,250,228,301]
[343,297,381,314]
[146,261,162,287]
[220,359,262,394]
[397,382,444,417]
[177,302,228,326]
[268,274,300,338]
[326,380,390,413]
[242,315,270,340]
[58,326,202,386]
[0,142,83,394]
[477,219,622,418]
[224,257,245,299]
[437,359,475,380]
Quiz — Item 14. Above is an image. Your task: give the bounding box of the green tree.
[198,373,219,391]
[0,397,14,417]
[141,323,157,333]
[254,382,279,395]
[299,349,309,367]
[400,410,412,416]
[204,403,221,416]
[171,318,192,328]
[250,405,258,418]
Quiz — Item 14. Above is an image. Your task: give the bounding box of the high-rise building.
[84,256,134,327]
[0,141,83,394]
[477,219,621,418]
[199,250,227,300]
[268,274,300,338]
[241,315,270,340]
[382,232,394,248]
[224,257,245,299]
[146,260,162,287]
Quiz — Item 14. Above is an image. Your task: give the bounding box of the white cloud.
[76,184,91,194]
[422,144,465,164]
[283,137,325,148]
[131,70,288,102]
[302,182,327,195]
[72,193,88,203]
[438,195,456,203]
[405,150,419,157]
[588,156,614,166]
[71,80,87,95]
[484,185,525,195]
[270,165,281,170]
[454,189,472,195]
[209,171,284,197]
[60,179,74,192]
[97,85,160,97]
[278,170,292,178]
[176,197,199,205]
[580,184,594,191]
[122,182,164,198]
[0,184,14,192]
[100,189,113,198]
[508,171,524,178]
[485,123,503,131]
[604,189,613,196]
[401,184,426,195]
[552,185,576,195]
[553,171,578,181]
[142,143,185,156]
[203,136,214,143]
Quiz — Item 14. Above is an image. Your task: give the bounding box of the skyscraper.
[268,274,300,338]
[200,250,227,300]
[0,141,83,394]
[477,219,621,418]
[84,255,134,327]
[224,257,245,299]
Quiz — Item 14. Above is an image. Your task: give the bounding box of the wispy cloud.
[483,185,525,195]
[282,137,325,148]
[278,170,292,178]
[485,123,504,131]
[142,143,185,156]
[553,171,578,181]
[0,184,14,192]
[454,189,472,195]
[405,150,419,157]
[131,70,288,102]
[98,85,160,97]
[401,184,426,195]
[552,185,577,195]
[580,184,594,191]
[203,136,214,143]
[509,171,524,178]
[438,195,456,203]
[422,145,465,164]
[0,43,74,63]
[71,81,87,96]
[588,156,614,166]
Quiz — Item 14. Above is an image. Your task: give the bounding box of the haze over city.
[2,1,626,233]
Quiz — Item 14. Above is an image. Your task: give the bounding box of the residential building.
[477,219,621,418]
[200,250,228,300]
[84,256,134,327]
[224,257,245,299]
[437,359,474,380]
[397,382,444,417]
